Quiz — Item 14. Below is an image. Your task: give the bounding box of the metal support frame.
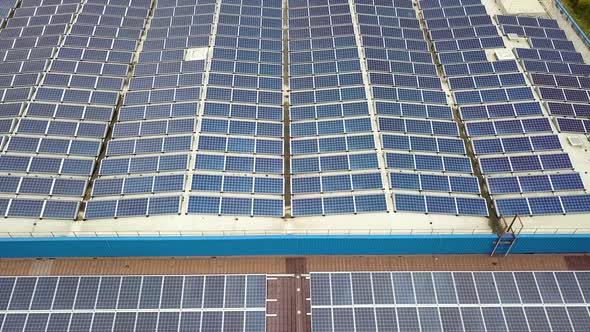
[491,215,524,256]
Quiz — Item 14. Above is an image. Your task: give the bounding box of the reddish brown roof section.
[267,276,311,332]
[565,255,590,270]
[0,254,586,276]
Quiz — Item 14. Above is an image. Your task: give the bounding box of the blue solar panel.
[496,195,590,216]
[487,172,586,195]
[395,194,488,216]
[1,273,266,330]
[496,198,531,216]
[318,270,590,331]
[560,195,590,213]
[426,195,457,214]
[291,194,387,216]
[529,196,564,215]
[85,196,181,219]
[0,0,588,223]
[395,194,426,212]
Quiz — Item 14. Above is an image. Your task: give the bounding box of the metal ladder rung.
[491,215,523,257]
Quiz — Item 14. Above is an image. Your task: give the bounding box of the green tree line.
[563,0,590,37]
[569,0,590,15]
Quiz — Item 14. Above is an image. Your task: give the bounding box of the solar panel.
[311,271,590,331]
[0,0,588,223]
[0,274,266,331]
[567,306,590,331]
[426,8,590,218]
[0,0,155,220]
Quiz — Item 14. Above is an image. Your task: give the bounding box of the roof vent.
[569,137,584,147]
[495,49,515,60]
[185,47,208,61]
[507,33,520,40]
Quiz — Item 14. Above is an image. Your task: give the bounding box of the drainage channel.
[282,0,292,218]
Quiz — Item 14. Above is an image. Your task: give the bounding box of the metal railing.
[1,227,589,238]
[555,0,590,47]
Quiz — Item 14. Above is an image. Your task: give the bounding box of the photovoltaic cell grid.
[499,15,590,142]
[310,271,590,332]
[1,0,589,221]
[420,1,590,217]
[0,274,267,331]
[421,1,532,109]
[287,0,387,216]
[84,0,213,219]
[0,0,143,220]
[494,15,590,216]
[350,0,487,216]
[188,0,284,218]
[497,15,575,54]
[421,0,504,52]
[0,0,19,26]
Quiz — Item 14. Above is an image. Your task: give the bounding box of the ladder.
[490,215,524,257]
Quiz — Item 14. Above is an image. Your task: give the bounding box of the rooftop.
[0,0,590,241]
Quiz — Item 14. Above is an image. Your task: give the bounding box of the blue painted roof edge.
[1,234,589,258]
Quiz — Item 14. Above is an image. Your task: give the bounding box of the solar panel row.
[443,59,519,77]
[472,134,561,155]
[178,0,286,217]
[106,135,192,156]
[539,87,590,103]
[479,153,573,174]
[386,152,473,173]
[0,274,266,310]
[423,4,487,20]
[466,117,553,136]
[426,14,493,31]
[449,72,527,90]
[390,172,480,193]
[382,134,466,154]
[531,38,576,52]
[522,59,590,76]
[438,49,487,64]
[79,0,210,216]
[503,24,567,40]
[488,173,585,195]
[555,117,590,134]
[497,14,560,28]
[291,152,376,174]
[311,271,590,331]
[0,274,266,331]
[395,194,488,215]
[514,47,584,64]
[0,198,78,219]
[430,25,498,41]
[496,194,590,216]
[312,305,590,331]
[292,172,382,194]
[366,58,437,76]
[85,196,181,219]
[291,193,388,216]
[286,0,384,216]
[434,36,504,52]
[531,73,590,90]
[0,311,266,332]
